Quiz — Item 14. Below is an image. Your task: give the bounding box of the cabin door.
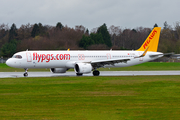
[26,52,32,62]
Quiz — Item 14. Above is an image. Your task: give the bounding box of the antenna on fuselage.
[26,49,28,51]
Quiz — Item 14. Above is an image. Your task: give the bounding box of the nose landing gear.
[24,68,28,77]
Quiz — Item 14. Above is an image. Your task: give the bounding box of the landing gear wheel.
[76,73,83,76]
[93,70,100,76]
[24,68,28,77]
[24,72,28,77]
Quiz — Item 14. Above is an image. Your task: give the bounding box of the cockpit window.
[12,55,22,59]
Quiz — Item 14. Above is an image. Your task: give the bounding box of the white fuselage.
[6,27,163,76]
[6,50,163,69]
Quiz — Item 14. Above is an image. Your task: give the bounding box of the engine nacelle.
[50,68,67,73]
[74,63,92,74]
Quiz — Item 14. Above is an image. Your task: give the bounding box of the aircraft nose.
[6,59,13,67]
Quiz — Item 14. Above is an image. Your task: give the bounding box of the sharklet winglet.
[135,46,149,58]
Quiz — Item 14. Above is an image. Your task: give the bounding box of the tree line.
[0,21,180,57]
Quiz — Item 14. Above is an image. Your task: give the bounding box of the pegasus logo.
[143,29,157,49]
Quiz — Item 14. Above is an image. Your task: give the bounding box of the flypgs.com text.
[33,53,70,62]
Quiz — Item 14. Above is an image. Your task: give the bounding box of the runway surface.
[0,71,180,78]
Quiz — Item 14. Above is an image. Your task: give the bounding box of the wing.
[82,49,150,69]
[90,58,131,69]
[90,48,150,69]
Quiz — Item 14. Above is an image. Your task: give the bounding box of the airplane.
[6,27,164,77]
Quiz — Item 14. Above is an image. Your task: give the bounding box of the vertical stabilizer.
[137,27,161,52]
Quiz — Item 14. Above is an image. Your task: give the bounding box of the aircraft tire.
[24,72,28,77]
[76,73,83,76]
[93,70,100,76]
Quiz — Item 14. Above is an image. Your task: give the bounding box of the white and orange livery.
[6,27,164,76]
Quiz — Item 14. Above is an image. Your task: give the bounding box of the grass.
[1,62,180,72]
[0,76,180,119]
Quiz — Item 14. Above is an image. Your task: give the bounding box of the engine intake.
[74,63,92,74]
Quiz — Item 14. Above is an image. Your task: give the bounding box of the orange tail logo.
[137,27,161,52]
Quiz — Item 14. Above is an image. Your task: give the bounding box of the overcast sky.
[0,0,180,30]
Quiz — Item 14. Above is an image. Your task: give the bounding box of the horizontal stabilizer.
[149,52,174,58]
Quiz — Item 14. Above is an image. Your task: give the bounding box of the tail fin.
[136,27,161,52]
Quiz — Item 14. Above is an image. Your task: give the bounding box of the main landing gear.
[24,68,28,77]
[93,70,100,76]
[76,73,83,76]
[76,70,100,76]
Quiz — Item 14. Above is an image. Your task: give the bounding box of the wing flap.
[90,58,131,68]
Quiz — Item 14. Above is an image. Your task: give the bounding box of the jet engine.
[74,63,92,74]
[50,68,67,73]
